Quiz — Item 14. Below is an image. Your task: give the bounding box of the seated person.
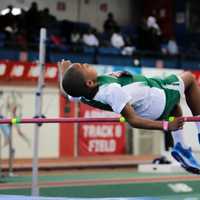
[110,27,125,49]
[82,28,99,47]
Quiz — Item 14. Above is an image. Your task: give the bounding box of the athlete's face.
[70,63,98,88]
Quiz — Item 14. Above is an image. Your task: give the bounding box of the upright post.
[8,125,14,177]
[0,133,2,180]
[32,28,46,196]
[74,101,79,157]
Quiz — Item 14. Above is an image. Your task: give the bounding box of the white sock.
[171,129,187,148]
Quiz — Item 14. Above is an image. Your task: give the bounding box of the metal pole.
[74,101,79,157]
[8,125,14,177]
[0,132,2,180]
[32,28,46,196]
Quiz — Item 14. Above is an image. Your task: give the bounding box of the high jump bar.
[0,117,124,125]
[0,116,200,125]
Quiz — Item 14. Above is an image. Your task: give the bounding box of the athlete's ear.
[85,80,95,88]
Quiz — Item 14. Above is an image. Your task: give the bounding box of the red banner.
[192,71,200,86]
[59,97,75,157]
[0,60,58,83]
[78,103,126,156]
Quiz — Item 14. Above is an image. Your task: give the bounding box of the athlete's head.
[61,63,98,98]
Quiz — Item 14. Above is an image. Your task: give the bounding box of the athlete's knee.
[182,71,194,80]
[181,71,196,88]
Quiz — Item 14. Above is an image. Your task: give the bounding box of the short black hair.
[62,67,88,97]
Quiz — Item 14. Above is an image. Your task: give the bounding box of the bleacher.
[0,45,200,70]
[0,16,199,70]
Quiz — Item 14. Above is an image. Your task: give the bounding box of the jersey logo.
[130,81,148,87]
[162,82,180,91]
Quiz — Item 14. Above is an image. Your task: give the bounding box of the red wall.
[59,97,75,157]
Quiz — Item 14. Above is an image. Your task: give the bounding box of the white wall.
[79,0,133,31]
[0,0,133,31]
[0,86,59,159]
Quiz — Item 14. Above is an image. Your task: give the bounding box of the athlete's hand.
[58,59,72,83]
[58,59,72,74]
[57,59,72,98]
[168,117,185,131]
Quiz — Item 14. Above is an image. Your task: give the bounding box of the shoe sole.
[181,164,200,174]
[171,151,200,174]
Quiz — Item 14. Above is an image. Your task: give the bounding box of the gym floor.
[0,168,200,199]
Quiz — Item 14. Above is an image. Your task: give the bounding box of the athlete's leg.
[181,71,200,115]
[181,71,200,146]
[171,75,200,173]
[170,104,185,146]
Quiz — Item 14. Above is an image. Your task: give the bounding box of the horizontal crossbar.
[0,117,123,125]
[0,116,199,125]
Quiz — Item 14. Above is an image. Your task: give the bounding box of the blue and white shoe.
[171,142,200,174]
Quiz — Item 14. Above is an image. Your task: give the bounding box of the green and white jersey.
[81,72,184,120]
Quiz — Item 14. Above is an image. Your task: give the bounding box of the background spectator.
[82,28,99,47]
[25,2,40,42]
[146,16,161,36]
[110,27,125,49]
[40,8,56,28]
[4,5,16,29]
[146,16,162,52]
[70,28,81,45]
[167,37,179,55]
[103,12,118,36]
[138,17,149,50]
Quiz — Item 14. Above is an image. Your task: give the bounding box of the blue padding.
[140,58,155,67]
[83,46,96,54]
[98,47,121,55]
[0,49,19,60]
[50,53,94,64]
[97,55,133,65]
[49,44,70,52]
[164,58,179,69]
[28,51,38,61]
[181,60,200,70]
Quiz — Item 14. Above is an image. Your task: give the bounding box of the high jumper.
[59,59,200,174]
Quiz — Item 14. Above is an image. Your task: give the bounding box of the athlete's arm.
[58,60,72,98]
[121,103,184,131]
